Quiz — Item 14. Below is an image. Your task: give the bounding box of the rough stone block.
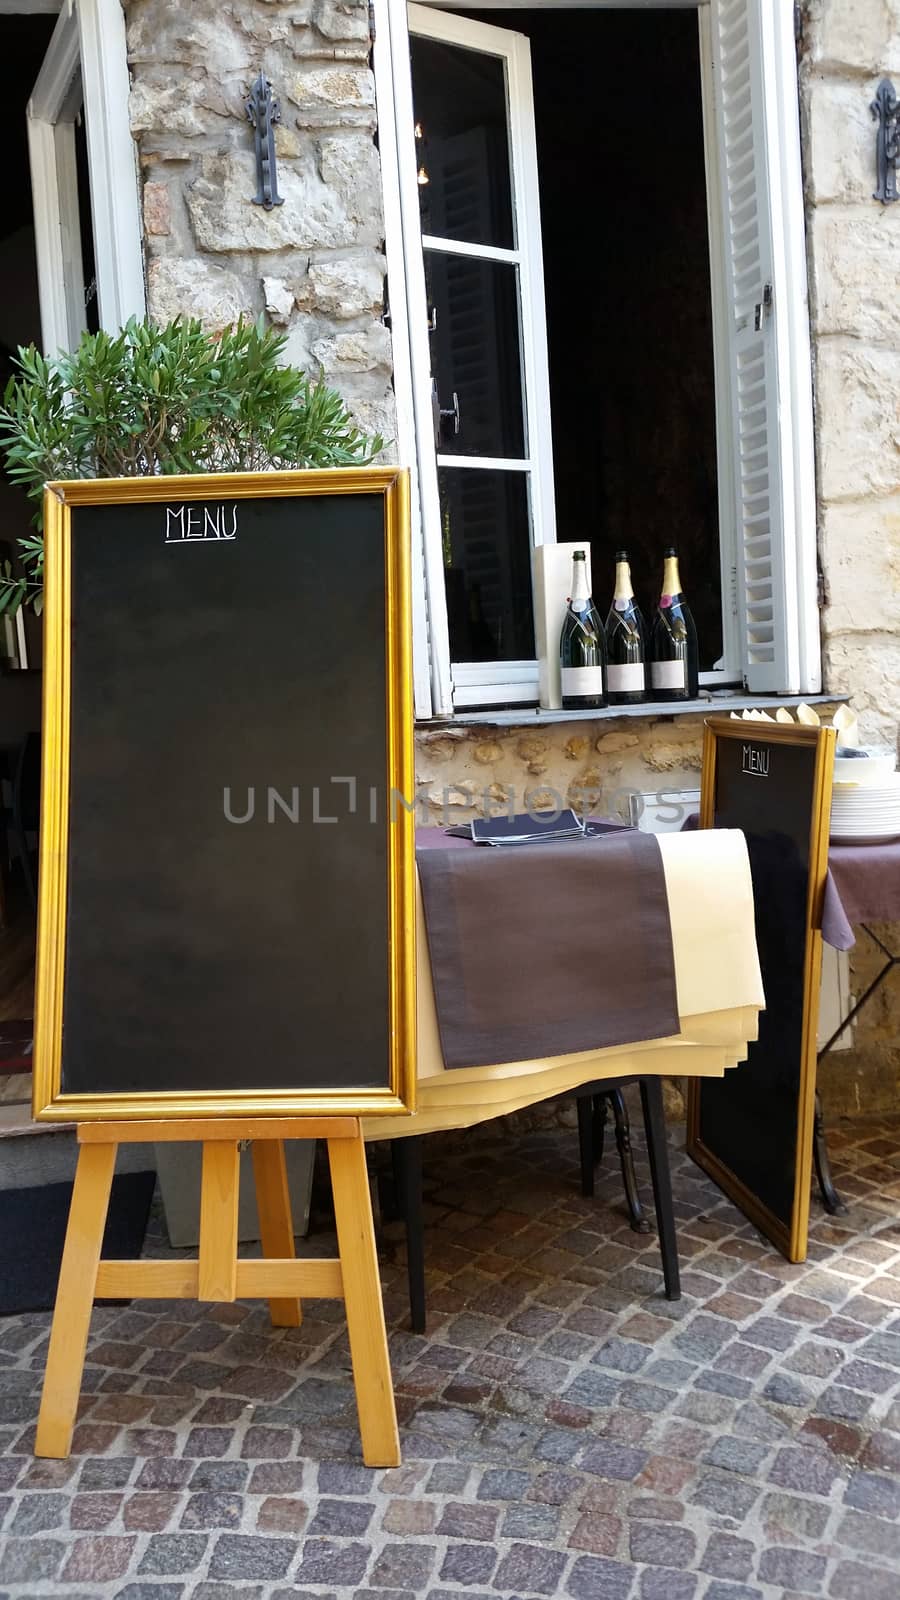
[309,254,384,319]
[188,148,382,252]
[816,340,900,503]
[820,498,900,636]
[805,78,881,206]
[148,258,255,332]
[811,210,900,344]
[806,2,900,73]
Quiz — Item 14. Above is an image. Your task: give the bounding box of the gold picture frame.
[32,467,416,1122]
[686,716,835,1261]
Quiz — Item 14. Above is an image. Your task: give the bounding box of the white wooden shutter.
[709,0,817,694]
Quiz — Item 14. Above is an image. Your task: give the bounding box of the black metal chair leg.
[391,1136,427,1333]
[638,1078,681,1301]
[577,1092,595,1197]
[592,1092,608,1170]
[813,1090,848,1216]
[610,1086,651,1234]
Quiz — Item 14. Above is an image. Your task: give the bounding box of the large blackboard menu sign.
[32,469,416,1122]
[687,717,835,1261]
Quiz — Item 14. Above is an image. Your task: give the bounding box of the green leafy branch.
[0,316,385,616]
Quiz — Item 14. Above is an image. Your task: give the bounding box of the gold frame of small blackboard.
[686,717,835,1261]
[32,468,416,1122]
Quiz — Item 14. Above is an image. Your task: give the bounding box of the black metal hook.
[245,71,284,211]
[871,77,899,204]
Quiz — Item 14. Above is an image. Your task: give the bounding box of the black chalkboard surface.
[32,470,415,1121]
[687,717,835,1261]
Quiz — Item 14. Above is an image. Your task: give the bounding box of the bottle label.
[561,665,605,696]
[651,659,687,690]
[607,663,645,692]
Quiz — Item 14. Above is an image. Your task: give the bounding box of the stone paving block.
[843,1468,900,1518]
[138,1534,210,1575]
[369,1542,438,1588]
[309,1496,375,1535]
[700,1532,756,1581]
[207,1533,297,1581]
[8,1490,67,1533]
[638,1572,697,1600]
[768,1446,843,1495]
[0,1537,65,1583]
[566,1554,635,1599]
[438,1543,496,1585]
[581,1441,649,1482]
[568,1511,622,1555]
[293,1538,372,1587]
[829,1559,900,1599]
[437,1501,498,1539]
[247,1462,306,1494]
[629,1522,696,1567]
[493,1542,567,1594]
[500,1501,559,1538]
[689,1471,760,1520]
[61,1535,137,1582]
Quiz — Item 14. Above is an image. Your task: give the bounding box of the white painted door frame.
[28,0,144,353]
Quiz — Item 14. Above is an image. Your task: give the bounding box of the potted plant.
[0,315,383,617]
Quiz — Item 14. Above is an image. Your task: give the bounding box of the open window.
[375,0,820,717]
[28,0,144,353]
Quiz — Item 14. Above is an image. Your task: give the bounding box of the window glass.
[411,36,514,250]
[426,252,526,459]
[440,468,535,662]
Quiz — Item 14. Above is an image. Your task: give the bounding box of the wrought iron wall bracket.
[245,71,284,211]
[871,77,899,204]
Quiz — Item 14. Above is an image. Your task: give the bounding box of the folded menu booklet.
[469,809,587,846]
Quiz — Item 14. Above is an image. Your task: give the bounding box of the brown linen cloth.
[416,831,679,1070]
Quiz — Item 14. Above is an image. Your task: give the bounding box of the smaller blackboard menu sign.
[32,469,416,1122]
[687,717,835,1261]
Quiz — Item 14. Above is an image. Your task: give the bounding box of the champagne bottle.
[649,547,699,701]
[604,550,647,705]
[560,550,607,710]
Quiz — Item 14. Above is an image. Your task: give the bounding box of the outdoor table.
[361,825,763,1142]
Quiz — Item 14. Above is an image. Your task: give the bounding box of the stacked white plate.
[831,771,900,844]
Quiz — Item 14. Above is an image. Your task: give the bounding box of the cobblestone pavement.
[1,1110,899,1599]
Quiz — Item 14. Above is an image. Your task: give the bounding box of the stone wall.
[123,0,395,449]
[800,2,900,749]
[799,2,900,1113]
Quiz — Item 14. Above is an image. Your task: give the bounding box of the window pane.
[410,35,514,249]
[440,468,535,662]
[427,252,526,459]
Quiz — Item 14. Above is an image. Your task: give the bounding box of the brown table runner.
[416,830,679,1070]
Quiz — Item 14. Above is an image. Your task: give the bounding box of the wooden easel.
[35,1117,400,1467]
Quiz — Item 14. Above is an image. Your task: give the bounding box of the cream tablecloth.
[362,827,763,1141]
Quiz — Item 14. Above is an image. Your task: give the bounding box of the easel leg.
[198,1142,240,1302]
[35,1141,117,1459]
[251,1140,302,1327]
[328,1132,399,1468]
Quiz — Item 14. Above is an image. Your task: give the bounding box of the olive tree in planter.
[0,316,383,616]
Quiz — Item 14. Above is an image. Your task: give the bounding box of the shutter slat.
[710,0,799,692]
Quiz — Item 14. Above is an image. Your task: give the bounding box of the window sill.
[417,691,844,731]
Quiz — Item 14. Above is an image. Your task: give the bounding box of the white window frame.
[28,0,144,354]
[374,0,820,718]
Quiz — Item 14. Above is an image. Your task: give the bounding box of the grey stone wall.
[124,0,396,450]
[799,2,900,1114]
[801,2,900,749]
